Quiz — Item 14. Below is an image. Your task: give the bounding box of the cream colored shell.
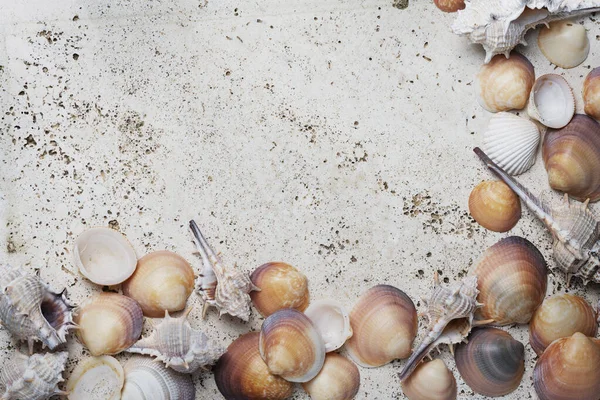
[401,359,457,400]
[538,20,589,69]
[121,356,195,400]
[528,74,575,129]
[302,353,360,400]
[304,299,352,352]
[66,356,124,400]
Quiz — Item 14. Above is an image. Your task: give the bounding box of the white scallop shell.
[482,112,540,176]
[0,352,68,400]
[121,356,195,400]
[304,299,353,352]
[66,356,124,400]
[527,74,575,129]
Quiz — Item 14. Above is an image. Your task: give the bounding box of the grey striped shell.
[121,356,195,400]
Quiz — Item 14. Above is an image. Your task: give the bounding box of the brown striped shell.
[584,67,600,120]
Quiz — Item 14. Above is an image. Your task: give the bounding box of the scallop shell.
[0,351,68,400]
[538,20,589,69]
[66,356,124,400]
[469,180,521,232]
[304,299,352,352]
[434,0,465,13]
[534,332,600,400]
[121,355,195,400]
[259,308,325,383]
[583,67,600,120]
[529,294,597,355]
[301,353,360,400]
[401,359,457,400]
[214,332,294,400]
[250,262,309,317]
[122,250,195,317]
[346,285,417,368]
[528,74,575,129]
[0,264,76,352]
[73,227,137,286]
[469,236,547,325]
[482,112,540,176]
[126,308,223,373]
[75,292,143,356]
[455,328,525,397]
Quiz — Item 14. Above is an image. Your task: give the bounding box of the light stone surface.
[1,0,599,398]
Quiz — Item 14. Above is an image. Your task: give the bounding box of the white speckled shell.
[483,112,540,175]
[0,352,68,400]
[528,74,575,129]
[121,356,195,400]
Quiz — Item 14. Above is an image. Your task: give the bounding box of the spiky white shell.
[483,112,540,175]
[528,74,575,129]
[121,356,195,400]
[0,352,68,400]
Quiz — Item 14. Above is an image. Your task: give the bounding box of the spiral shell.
[583,67,600,120]
[401,359,457,400]
[538,20,590,69]
[304,299,352,352]
[214,332,293,400]
[250,262,309,317]
[434,0,465,13]
[528,74,575,129]
[455,328,525,397]
[75,292,143,356]
[469,180,521,232]
[66,356,124,400]
[301,353,360,400]
[469,236,547,325]
[346,285,417,368]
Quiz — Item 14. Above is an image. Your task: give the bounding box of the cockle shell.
[0,264,76,352]
[346,285,417,368]
[126,308,223,373]
[250,262,309,317]
[434,0,465,13]
[189,220,258,321]
[214,332,294,400]
[0,351,68,400]
[66,356,124,400]
[538,20,589,69]
[401,359,457,400]
[583,67,600,120]
[482,112,540,176]
[304,299,352,352]
[469,180,521,232]
[302,353,360,400]
[528,74,575,129]
[121,356,195,400]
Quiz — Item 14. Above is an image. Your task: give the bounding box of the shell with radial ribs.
[0,351,68,400]
[126,308,224,373]
[121,356,195,400]
[0,264,76,353]
[475,147,600,285]
[189,220,258,321]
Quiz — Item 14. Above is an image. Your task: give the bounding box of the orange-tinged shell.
[250,262,309,317]
[584,67,600,120]
[434,0,465,13]
[469,180,521,232]
[301,353,360,400]
[401,359,457,400]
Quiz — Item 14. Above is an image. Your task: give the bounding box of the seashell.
[528,74,575,129]
[469,236,547,325]
[434,0,465,13]
[455,328,525,397]
[538,20,589,69]
[304,299,352,352]
[398,275,481,381]
[346,285,417,368]
[401,359,457,400]
[122,250,195,317]
[482,112,540,176]
[475,147,600,285]
[121,355,195,400]
[469,180,521,232]
[73,227,137,286]
[250,262,309,317]
[534,332,600,400]
[0,351,68,400]
[301,353,360,400]
[125,308,224,373]
[0,264,76,352]
[189,220,258,321]
[66,356,124,400]
[259,308,325,382]
[214,332,294,400]
[583,67,600,120]
[75,292,143,356]
[529,294,597,355]
[475,52,535,113]
[543,114,600,202]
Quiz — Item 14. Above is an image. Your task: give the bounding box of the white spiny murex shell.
[482,112,540,176]
[452,0,600,63]
[66,356,124,400]
[0,264,76,353]
[189,220,259,321]
[126,308,224,373]
[0,351,68,400]
[304,299,352,352]
[528,74,575,129]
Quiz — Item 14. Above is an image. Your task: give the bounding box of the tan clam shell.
[304,299,352,352]
[584,67,600,120]
[66,356,124,400]
[538,20,590,69]
[401,359,457,400]
[250,262,309,317]
[122,250,195,317]
[214,332,294,400]
[346,285,417,368]
[469,180,521,232]
[529,294,597,355]
[75,292,143,356]
[301,353,360,400]
[434,0,465,13]
[469,236,547,325]
[534,332,600,400]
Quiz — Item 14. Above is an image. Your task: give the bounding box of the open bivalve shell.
[250,262,309,317]
[401,359,457,400]
[121,356,195,400]
[584,67,600,120]
[73,227,137,286]
[538,20,589,69]
[66,356,124,400]
[301,353,360,400]
[304,299,352,352]
[528,74,575,129]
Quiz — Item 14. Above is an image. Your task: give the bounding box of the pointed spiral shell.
[0,352,68,400]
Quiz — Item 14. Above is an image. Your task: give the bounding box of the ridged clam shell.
[482,112,540,175]
[538,20,589,69]
[214,332,293,400]
[121,356,195,400]
[401,359,457,400]
[583,67,600,120]
[250,262,309,317]
[66,356,124,400]
[528,74,575,129]
[259,308,325,383]
[301,353,360,400]
[469,180,521,232]
[346,285,417,368]
[75,293,143,356]
[304,299,352,352]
